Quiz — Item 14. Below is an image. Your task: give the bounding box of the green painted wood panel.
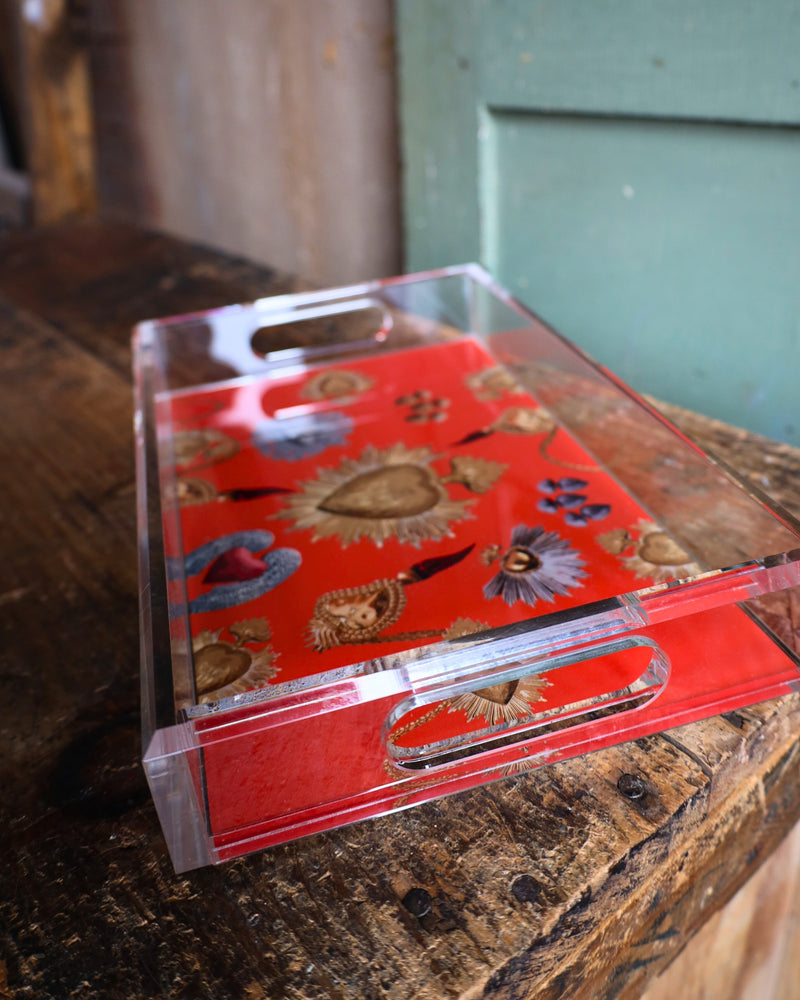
[480,3,800,122]
[484,111,800,439]
[397,0,800,444]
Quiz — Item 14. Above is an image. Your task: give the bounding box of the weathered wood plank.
[87,0,401,286]
[13,0,97,221]
[0,219,300,373]
[641,819,800,1000]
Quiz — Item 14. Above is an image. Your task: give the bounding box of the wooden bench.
[1,220,798,1000]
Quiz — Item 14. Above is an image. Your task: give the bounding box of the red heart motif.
[203,547,267,584]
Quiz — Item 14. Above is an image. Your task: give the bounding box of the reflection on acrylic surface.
[166,337,712,729]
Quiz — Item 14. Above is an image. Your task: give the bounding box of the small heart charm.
[638,532,690,567]
[194,643,251,694]
[203,546,267,583]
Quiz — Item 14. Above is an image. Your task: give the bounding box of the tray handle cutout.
[250,297,392,367]
[385,636,669,771]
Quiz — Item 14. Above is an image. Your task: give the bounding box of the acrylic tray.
[134,264,800,872]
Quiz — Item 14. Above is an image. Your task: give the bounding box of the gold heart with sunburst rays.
[597,520,701,583]
[276,442,506,547]
[448,674,550,726]
[191,618,277,705]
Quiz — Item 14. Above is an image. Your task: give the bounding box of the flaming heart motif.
[192,618,277,705]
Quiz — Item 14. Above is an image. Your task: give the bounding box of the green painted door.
[397,1,800,444]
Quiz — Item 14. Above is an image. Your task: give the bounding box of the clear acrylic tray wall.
[134,264,800,872]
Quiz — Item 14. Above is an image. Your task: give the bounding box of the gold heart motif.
[471,680,519,706]
[315,372,359,397]
[194,643,251,695]
[319,465,442,519]
[639,532,691,567]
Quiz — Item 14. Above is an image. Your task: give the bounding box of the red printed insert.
[170,339,698,690]
[164,338,794,843]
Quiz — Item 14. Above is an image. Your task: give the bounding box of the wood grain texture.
[0,218,303,372]
[14,0,97,221]
[641,819,800,1000]
[88,0,401,287]
[1,221,800,999]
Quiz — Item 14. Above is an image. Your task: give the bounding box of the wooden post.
[14,0,97,222]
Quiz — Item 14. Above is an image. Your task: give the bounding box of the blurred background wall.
[90,0,402,286]
[1,0,798,445]
[0,0,402,286]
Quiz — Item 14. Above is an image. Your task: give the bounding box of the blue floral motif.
[252,411,352,461]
